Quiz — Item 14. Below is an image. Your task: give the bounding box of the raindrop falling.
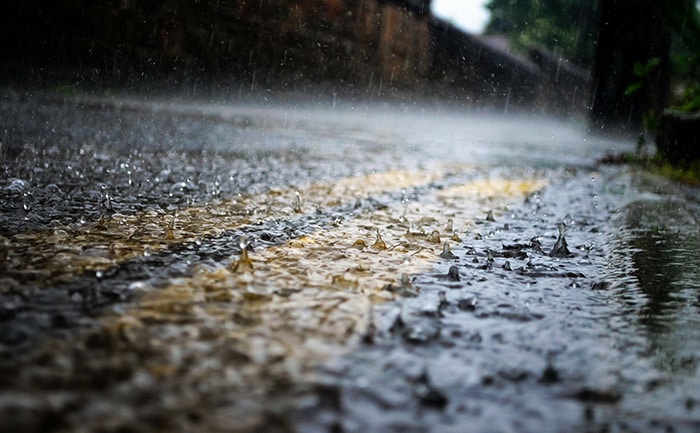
[22,192,34,212]
[399,189,409,222]
[293,191,303,214]
[102,192,114,212]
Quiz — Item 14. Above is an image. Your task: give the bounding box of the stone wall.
[1,0,589,115]
[1,0,433,93]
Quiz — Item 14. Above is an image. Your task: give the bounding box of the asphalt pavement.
[1,91,700,433]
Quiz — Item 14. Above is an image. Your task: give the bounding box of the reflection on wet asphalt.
[1,92,700,432]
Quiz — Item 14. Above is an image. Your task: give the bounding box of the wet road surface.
[1,91,700,432]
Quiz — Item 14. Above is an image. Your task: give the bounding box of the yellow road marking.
[5,167,546,430]
[86,172,545,387]
[1,170,443,288]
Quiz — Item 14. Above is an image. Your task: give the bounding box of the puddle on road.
[594,187,700,430]
[293,169,700,433]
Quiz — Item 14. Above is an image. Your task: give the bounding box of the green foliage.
[600,150,700,185]
[642,109,661,132]
[653,159,700,185]
[633,58,662,78]
[667,0,700,113]
[667,0,700,53]
[49,82,81,96]
[672,85,700,112]
[624,58,661,97]
[486,0,700,125]
[484,0,599,67]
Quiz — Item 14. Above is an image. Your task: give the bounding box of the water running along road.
[1,92,699,432]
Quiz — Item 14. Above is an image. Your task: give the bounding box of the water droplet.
[371,229,387,251]
[438,290,448,309]
[458,296,477,311]
[400,274,419,297]
[231,236,254,273]
[102,192,114,212]
[399,202,409,222]
[293,191,303,214]
[439,242,458,260]
[429,230,441,244]
[550,222,572,258]
[382,273,418,297]
[485,210,495,222]
[22,192,33,212]
[446,265,460,281]
[239,235,249,251]
[482,249,494,270]
[164,221,175,240]
[332,274,358,289]
[352,239,367,250]
[444,218,454,233]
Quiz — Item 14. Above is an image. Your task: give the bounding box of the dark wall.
[429,20,541,108]
[1,0,589,116]
[1,0,432,93]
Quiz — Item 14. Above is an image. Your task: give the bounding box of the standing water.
[0,92,699,432]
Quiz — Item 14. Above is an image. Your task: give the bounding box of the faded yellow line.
[1,170,442,289]
[87,173,545,389]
